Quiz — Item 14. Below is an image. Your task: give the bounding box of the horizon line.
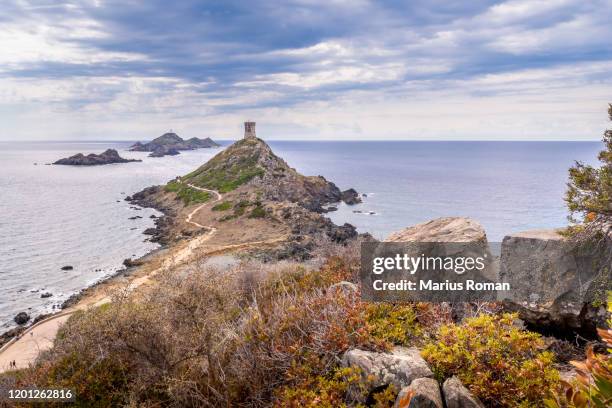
[0,138,604,143]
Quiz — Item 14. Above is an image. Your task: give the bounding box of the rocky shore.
[53,149,141,165]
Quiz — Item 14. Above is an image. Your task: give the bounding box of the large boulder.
[385,217,488,244]
[394,378,443,408]
[372,217,497,303]
[341,347,432,401]
[442,377,484,408]
[14,312,30,325]
[499,228,611,334]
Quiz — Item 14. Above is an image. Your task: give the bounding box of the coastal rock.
[341,347,433,401]
[130,132,219,157]
[395,378,443,408]
[385,217,487,243]
[14,312,30,325]
[341,188,362,205]
[53,149,141,166]
[61,265,73,270]
[442,377,484,408]
[499,228,611,334]
[379,217,497,304]
[123,258,144,268]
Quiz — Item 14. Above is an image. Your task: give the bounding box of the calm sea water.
[0,140,601,329]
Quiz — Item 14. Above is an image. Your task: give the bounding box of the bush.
[422,313,560,407]
[212,201,232,211]
[2,250,395,407]
[364,303,421,346]
[164,181,211,205]
[248,204,267,219]
[545,293,612,408]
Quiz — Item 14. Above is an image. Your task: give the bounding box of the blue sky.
[1,0,611,140]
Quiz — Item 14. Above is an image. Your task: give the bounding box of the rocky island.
[53,149,141,166]
[130,132,220,157]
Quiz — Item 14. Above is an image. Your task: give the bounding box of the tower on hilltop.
[244,121,256,139]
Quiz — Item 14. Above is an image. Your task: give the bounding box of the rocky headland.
[130,132,220,157]
[128,136,363,258]
[53,149,141,166]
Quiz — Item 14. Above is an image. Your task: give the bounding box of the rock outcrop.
[341,347,433,402]
[395,378,443,408]
[130,132,219,157]
[53,149,141,166]
[341,188,362,205]
[14,312,30,325]
[376,217,498,304]
[385,217,488,243]
[499,228,611,334]
[442,377,484,408]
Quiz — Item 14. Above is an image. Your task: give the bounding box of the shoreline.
[0,190,176,347]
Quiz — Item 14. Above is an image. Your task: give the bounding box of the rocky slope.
[130,132,220,157]
[53,149,141,166]
[181,137,361,211]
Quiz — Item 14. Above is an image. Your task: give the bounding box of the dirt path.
[0,184,282,373]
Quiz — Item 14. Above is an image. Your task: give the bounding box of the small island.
[130,132,220,157]
[53,149,142,166]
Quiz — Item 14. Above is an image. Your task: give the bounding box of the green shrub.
[176,187,210,205]
[182,145,265,193]
[164,180,182,192]
[364,303,421,346]
[422,313,560,407]
[274,366,396,407]
[212,201,232,211]
[248,204,267,219]
[164,181,211,205]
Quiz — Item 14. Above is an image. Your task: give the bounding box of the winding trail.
[0,183,282,372]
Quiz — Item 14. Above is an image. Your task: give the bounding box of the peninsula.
[128,122,361,256]
[130,132,220,157]
[53,149,141,166]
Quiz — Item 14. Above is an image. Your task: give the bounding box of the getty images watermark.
[360,242,509,302]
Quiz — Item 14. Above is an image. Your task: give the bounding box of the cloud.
[0,0,610,140]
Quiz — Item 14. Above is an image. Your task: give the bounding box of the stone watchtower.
[244,121,256,139]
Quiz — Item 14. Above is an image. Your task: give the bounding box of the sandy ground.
[0,185,287,373]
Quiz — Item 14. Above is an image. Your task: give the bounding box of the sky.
[1,0,611,141]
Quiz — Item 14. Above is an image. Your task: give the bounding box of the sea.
[0,140,602,330]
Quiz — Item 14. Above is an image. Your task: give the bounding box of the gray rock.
[14,312,30,325]
[442,377,484,408]
[395,378,443,408]
[341,188,362,205]
[373,217,498,303]
[327,281,358,296]
[499,228,611,332]
[385,217,488,243]
[341,347,433,401]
